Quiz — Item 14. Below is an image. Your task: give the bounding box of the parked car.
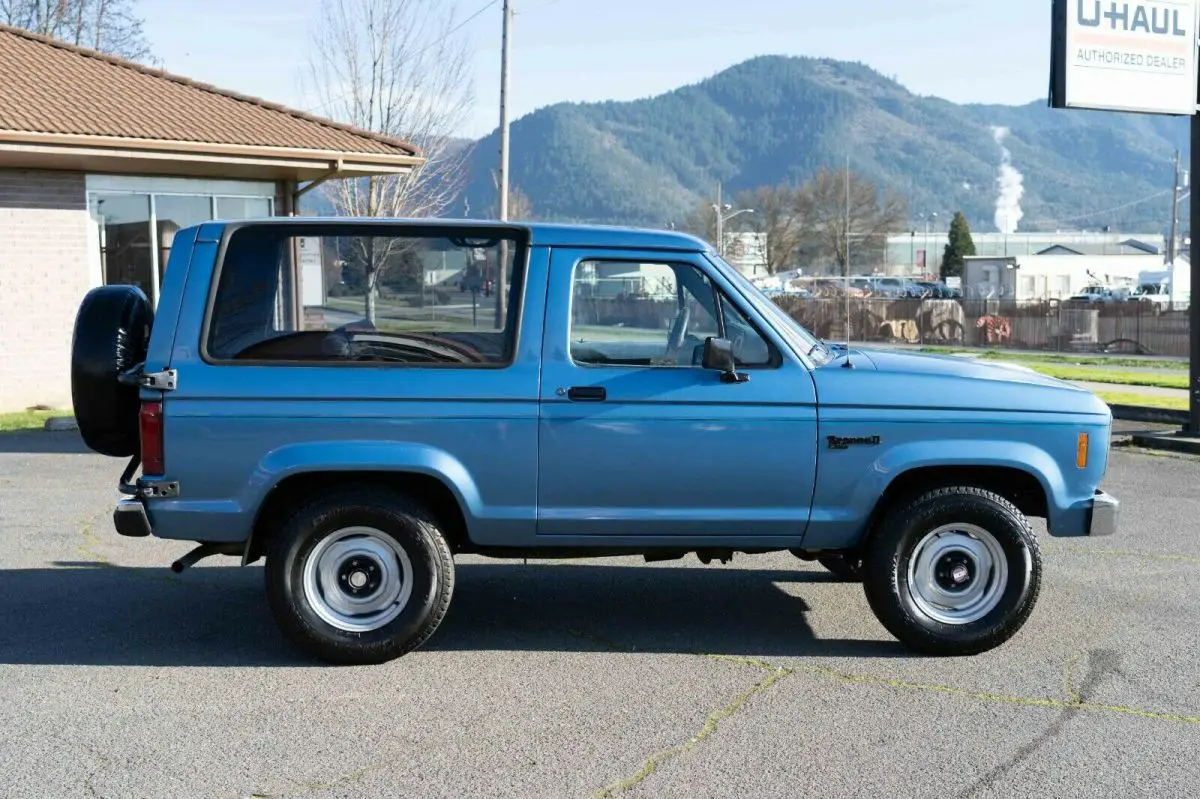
[1066,284,1132,305]
[926,280,956,299]
[906,280,941,298]
[872,277,908,297]
[70,218,1118,664]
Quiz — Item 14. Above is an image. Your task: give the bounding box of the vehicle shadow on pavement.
[0,431,94,455]
[0,561,905,667]
[432,563,908,659]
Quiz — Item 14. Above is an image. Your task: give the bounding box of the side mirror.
[702,337,749,383]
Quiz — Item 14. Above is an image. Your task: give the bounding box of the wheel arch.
[858,463,1050,553]
[244,469,471,565]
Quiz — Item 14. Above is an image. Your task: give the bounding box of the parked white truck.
[1133,265,1191,312]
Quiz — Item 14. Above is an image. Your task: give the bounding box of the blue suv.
[70,219,1118,664]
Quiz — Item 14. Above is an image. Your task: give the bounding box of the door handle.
[566,386,607,402]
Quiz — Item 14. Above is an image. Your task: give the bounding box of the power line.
[419,0,501,58]
[1023,188,1176,227]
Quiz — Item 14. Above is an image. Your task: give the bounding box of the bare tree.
[304,0,476,322]
[1,0,154,62]
[734,184,812,275]
[508,185,533,221]
[681,199,718,245]
[802,167,906,274]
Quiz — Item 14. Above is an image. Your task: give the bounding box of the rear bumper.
[114,499,152,538]
[1087,489,1119,537]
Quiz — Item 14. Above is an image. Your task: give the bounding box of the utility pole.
[1170,148,1181,268]
[844,156,851,356]
[494,0,513,328]
[1189,116,1200,435]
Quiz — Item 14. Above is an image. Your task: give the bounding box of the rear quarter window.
[203,223,527,367]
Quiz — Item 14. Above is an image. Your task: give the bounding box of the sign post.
[1190,115,1200,433]
[1050,0,1200,432]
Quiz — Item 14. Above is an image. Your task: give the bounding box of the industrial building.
[886,230,1167,275]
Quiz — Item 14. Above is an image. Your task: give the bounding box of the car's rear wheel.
[863,487,1041,656]
[265,488,455,665]
[70,285,154,456]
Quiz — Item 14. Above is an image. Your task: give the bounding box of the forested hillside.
[459,56,1188,233]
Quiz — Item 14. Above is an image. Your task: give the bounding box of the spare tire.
[70,285,154,457]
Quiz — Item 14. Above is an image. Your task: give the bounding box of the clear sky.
[140,0,1052,140]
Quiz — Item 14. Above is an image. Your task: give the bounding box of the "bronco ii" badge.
[827,435,882,450]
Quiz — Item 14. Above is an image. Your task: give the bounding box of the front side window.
[569,260,773,368]
[205,224,525,366]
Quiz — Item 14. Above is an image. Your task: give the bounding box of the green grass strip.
[919,347,1189,371]
[1027,365,1188,390]
[0,409,65,432]
[1094,391,1187,410]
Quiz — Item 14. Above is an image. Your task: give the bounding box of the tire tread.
[863,485,1042,656]
[265,487,455,665]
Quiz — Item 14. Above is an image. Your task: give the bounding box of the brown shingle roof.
[0,24,419,158]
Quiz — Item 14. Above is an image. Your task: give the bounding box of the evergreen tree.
[941,211,976,280]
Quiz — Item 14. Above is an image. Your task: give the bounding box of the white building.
[888,230,1165,275]
[963,252,1162,300]
[722,232,769,278]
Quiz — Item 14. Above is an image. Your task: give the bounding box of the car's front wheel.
[265,488,455,665]
[863,486,1041,656]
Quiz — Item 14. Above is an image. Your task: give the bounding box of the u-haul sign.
[1051,0,1200,115]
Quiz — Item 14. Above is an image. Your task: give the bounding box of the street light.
[923,212,939,275]
[712,203,754,257]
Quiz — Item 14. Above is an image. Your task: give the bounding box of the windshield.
[707,253,836,365]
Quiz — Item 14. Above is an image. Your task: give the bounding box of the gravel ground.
[0,431,1197,799]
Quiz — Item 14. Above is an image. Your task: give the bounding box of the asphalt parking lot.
[1,428,1198,799]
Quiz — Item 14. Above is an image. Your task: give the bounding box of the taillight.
[139,400,165,475]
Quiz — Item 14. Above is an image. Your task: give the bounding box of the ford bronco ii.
[70,219,1118,664]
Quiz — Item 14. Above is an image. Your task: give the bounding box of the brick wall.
[0,169,91,412]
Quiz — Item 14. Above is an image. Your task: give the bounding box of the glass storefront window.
[217,197,272,219]
[90,193,153,299]
[156,195,213,280]
[87,179,276,305]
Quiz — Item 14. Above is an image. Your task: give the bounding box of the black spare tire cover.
[70,285,154,457]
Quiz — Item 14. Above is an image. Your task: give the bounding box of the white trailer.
[1133,262,1192,310]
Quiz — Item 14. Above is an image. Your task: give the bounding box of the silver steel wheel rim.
[302,527,414,633]
[906,523,1008,625]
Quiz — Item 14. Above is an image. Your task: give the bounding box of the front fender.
[802,437,1069,550]
[870,438,1063,511]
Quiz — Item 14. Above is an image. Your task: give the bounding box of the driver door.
[536,249,818,540]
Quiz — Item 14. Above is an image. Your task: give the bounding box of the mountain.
[461,55,1190,234]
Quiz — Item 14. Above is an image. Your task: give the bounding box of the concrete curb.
[44,416,78,432]
[1108,405,1189,426]
[1128,432,1200,455]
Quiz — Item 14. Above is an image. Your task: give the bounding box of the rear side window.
[204,224,526,367]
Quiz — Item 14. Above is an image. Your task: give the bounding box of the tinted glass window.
[206,225,525,366]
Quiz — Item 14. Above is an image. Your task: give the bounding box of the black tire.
[265,488,455,665]
[70,285,154,457]
[817,555,864,582]
[862,487,1041,656]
